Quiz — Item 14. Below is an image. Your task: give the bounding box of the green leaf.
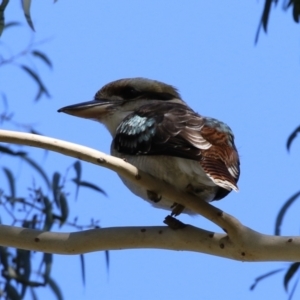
[292,2,300,23]
[0,152,48,195]
[0,145,27,156]
[287,125,300,152]
[22,0,35,31]
[284,0,300,23]
[262,0,274,32]
[73,161,82,179]
[16,249,31,280]
[59,193,69,226]
[30,287,39,300]
[105,250,109,274]
[5,283,21,300]
[1,152,49,190]
[250,268,284,290]
[42,196,53,231]
[0,247,9,270]
[22,220,31,228]
[0,0,9,37]
[43,253,53,282]
[284,262,300,291]
[32,50,53,69]
[72,179,107,196]
[21,155,51,188]
[21,282,28,298]
[52,172,61,208]
[275,191,300,235]
[79,254,85,286]
[288,276,299,300]
[30,129,42,135]
[3,167,15,199]
[4,21,21,28]
[3,21,21,31]
[16,249,31,297]
[47,277,63,300]
[30,214,38,229]
[0,145,14,155]
[20,65,50,101]
[73,161,81,200]
[255,0,277,43]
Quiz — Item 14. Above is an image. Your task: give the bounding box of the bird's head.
[58,78,184,135]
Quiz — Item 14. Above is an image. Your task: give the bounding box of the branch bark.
[0,129,299,262]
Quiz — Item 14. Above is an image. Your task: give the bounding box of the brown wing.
[114,102,210,159]
[199,120,240,193]
[114,102,240,196]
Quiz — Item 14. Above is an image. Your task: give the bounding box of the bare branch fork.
[0,129,299,262]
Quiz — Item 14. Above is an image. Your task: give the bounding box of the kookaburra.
[58,78,240,215]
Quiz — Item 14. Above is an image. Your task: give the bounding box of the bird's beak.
[58,99,112,119]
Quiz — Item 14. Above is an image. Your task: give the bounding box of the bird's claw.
[164,215,187,230]
[170,203,185,216]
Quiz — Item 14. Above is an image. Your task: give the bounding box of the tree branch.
[0,130,239,233]
[0,223,299,262]
[0,129,300,262]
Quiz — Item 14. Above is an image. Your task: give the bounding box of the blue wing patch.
[113,102,206,158]
[115,115,157,154]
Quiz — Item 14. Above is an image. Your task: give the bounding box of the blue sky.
[1,1,300,299]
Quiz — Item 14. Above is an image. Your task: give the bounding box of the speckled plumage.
[58,78,240,215]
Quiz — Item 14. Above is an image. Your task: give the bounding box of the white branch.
[0,129,299,262]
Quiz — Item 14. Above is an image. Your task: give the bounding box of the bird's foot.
[147,190,162,203]
[164,215,187,230]
[170,203,185,216]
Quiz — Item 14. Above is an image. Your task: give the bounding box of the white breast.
[111,146,219,214]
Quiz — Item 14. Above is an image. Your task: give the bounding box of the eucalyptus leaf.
[80,254,85,286]
[47,277,63,300]
[275,191,300,235]
[72,179,107,196]
[32,50,53,69]
[0,0,9,36]
[284,263,300,291]
[3,167,15,199]
[22,0,35,31]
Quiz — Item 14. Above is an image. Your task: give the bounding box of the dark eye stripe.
[118,86,176,101]
[145,92,175,100]
[119,86,141,99]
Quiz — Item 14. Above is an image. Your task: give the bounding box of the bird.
[58,78,240,216]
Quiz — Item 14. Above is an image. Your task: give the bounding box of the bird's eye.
[122,86,141,99]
